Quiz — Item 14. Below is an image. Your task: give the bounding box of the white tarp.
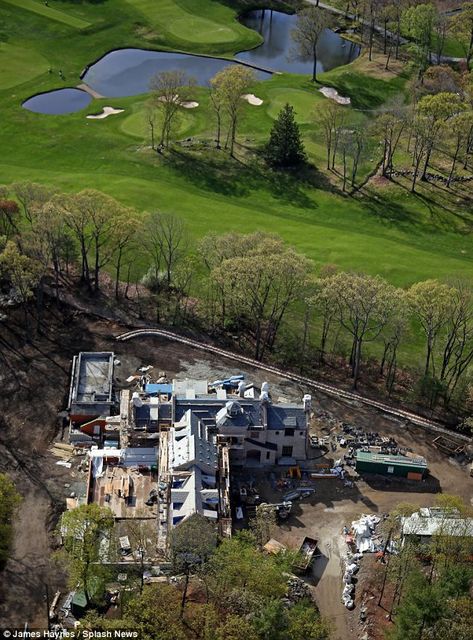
[351,514,381,553]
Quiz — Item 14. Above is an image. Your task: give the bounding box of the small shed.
[356,450,427,480]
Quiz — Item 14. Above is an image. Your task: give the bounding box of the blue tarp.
[145,383,173,395]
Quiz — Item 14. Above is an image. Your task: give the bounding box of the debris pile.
[340,514,389,609]
[341,552,361,609]
[286,576,312,604]
[350,515,382,553]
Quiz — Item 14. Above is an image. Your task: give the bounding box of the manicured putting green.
[127,0,238,44]
[120,106,197,139]
[0,43,49,89]
[167,17,235,43]
[0,0,90,28]
[266,88,323,124]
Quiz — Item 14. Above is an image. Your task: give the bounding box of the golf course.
[0,0,472,293]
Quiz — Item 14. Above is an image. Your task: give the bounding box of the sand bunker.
[242,93,263,106]
[86,106,124,119]
[158,95,198,108]
[319,87,351,105]
[181,101,199,109]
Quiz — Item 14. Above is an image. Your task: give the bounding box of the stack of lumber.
[49,442,75,460]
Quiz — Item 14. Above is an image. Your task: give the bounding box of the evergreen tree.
[264,104,306,168]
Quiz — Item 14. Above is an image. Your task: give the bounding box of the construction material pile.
[285,576,312,604]
[341,552,362,609]
[350,514,382,553]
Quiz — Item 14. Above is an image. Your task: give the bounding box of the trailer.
[293,536,319,573]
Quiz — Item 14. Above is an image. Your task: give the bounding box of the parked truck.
[293,536,319,573]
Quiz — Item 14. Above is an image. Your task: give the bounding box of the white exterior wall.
[266,429,307,460]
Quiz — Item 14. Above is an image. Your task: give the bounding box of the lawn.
[0,0,90,28]
[124,0,261,54]
[0,0,472,368]
[0,43,49,89]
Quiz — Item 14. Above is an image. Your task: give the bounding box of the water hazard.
[82,49,270,98]
[23,8,359,113]
[236,9,360,74]
[22,88,92,115]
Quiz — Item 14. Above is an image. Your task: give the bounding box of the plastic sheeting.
[351,514,381,553]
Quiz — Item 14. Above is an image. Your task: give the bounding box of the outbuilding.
[356,450,427,480]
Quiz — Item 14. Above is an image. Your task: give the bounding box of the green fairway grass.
[125,0,261,53]
[266,87,326,124]
[0,0,90,28]
[120,103,198,140]
[0,0,472,368]
[0,43,49,89]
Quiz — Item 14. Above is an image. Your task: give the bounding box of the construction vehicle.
[257,501,293,520]
[283,487,315,502]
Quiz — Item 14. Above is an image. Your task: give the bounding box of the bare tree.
[111,213,139,300]
[316,102,347,170]
[373,101,407,178]
[12,181,57,225]
[143,212,187,289]
[209,82,225,149]
[292,6,331,82]
[149,70,195,148]
[144,99,158,150]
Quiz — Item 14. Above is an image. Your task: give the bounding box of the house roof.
[266,404,307,430]
[401,512,473,537]
[170,465,218,523]
[174,397,307,432]
[171,410,218,474]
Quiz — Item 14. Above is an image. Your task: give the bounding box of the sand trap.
[242,93,263,106]
[86,106,124,119]
[181,101,199,109]
[319,87,351,105]
[157,95,198,108]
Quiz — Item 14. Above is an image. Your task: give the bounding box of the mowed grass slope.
[127,0,260,50]
[0,0,90,28]
[0,42,50,89]
[0,0,472,306]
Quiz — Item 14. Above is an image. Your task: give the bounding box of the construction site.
[0,311,472,640]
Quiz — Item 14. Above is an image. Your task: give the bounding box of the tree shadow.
[164,147,333,209]
[356,174,473,236]
[354,183,426,233]
[310,552,329,587]
[360,473,441,494]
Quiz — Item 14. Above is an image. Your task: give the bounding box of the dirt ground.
[0,305,471,634]
[232,395,472,640]
[0,306,306,627]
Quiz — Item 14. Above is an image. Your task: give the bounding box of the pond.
[22,88,92,115]
[236,9,360,74]
[82,49,271,98]
[22,9,360,114]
